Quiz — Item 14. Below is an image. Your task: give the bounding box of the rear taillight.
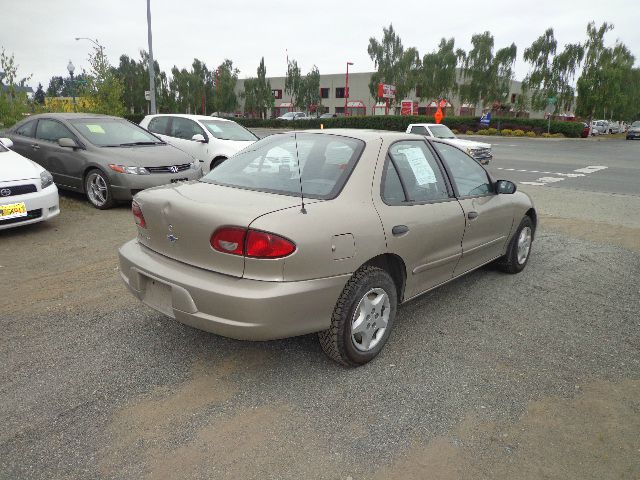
[210,227,296,258]
[210,227,246,255]
[246,230,296,258]
[132,201,146,228]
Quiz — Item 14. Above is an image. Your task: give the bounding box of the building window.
[511,93,517,103]
[415,86,423,98]
[335,107,345,115]
[320,88,329,99]
[272,89,282,99]
[335,87,345,99]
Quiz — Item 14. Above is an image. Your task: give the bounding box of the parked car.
[581,122,591,138]
[119,129,536,366]
[591,120,608,135]
[140,114,258,173]
[607,121,620,134]
[319,113,337,119]
[626,121,640,140]
[0,137,59,230]
[277,112,310,121]
[406,123,492,164]
[4,113,201,209]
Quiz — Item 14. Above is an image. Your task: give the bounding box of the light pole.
[67,60,76,111]
[146,0,157,114]
[75,37,104,57]
[344,62,353,116]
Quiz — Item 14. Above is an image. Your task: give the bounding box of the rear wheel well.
[362,254,407,303]
[210,156,227,171]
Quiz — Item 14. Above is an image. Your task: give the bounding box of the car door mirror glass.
[192,134,206,143]
[0,138,14,149]
[496,180,517,194]
[58,137,78,148]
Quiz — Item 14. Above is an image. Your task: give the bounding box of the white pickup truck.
[406,123,492,164]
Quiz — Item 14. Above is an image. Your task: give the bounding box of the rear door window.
[409,125,428,136]
[147,116,170,135]
[15,120,37,138]
[382,141,450,204]
[36,119,76,143]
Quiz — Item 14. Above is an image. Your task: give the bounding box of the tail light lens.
[132,201,146,228]
[210,227,296,258]
[246,230,296,258]
[210,227,246,255]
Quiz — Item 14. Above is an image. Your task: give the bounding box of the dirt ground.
[2,188,639,479]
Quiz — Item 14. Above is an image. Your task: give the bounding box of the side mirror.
[0,137,14,149]
[58,137,78,148]
[496,179,517,194]
[192,134,207,143]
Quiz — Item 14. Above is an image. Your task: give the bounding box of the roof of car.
[146,113,234,122]
[22,112,121,121]
[298,128,428,142]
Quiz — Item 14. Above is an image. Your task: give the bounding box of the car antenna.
[294,132,307,214]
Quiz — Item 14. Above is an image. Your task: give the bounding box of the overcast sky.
[2,0,638,89]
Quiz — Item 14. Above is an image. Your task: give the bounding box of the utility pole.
[146,0,157,114]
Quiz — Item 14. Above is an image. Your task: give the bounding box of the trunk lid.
[134,181,303,277]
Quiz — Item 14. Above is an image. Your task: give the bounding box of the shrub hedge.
[234,115,584,138]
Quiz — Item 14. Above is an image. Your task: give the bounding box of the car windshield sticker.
[86,124,106,134]
[401,147,437,185]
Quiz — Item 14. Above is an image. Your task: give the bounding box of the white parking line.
[495,165,608,186]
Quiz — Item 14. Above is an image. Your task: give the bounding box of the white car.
[277,112,310,121]
[140,114,258,173]
[0,137,59,230]
[406,123,492,164]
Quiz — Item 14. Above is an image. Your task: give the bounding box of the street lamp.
[75,37,103,55]
[344,62,353,116]
[67,60,76,111]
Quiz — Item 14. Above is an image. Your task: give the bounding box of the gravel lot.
[1,138,639,479]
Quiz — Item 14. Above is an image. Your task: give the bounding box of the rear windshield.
[200,120,258,141]
[70,118,164,147]
[429,125,456,139]
[201,133,365,199]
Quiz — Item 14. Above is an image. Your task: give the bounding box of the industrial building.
[234,71,551,119]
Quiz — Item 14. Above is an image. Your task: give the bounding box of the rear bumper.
[118,239,350,340]
[110,169,202,201]
[0,184,59,230]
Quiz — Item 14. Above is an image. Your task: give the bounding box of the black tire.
[210,157,227,171]
[497,216,534,274]
[84,169,115,209]
[319,266,397,367]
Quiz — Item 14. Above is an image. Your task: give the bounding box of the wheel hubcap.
[517,226,532,264]
[351,288,390,352]
[87,173,108,206]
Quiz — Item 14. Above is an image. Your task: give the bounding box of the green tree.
[213,59,238,113]
[0,47,33,126]
[458,32,517,115]
[285,59,303,107]
[523,28,584,113]
[576,22,635,120]
[299,65,321,112]
[416,38,458,103]
[81,44,125,116]
[242,57,273,118]
[367,24,419,105]
[34,83,45,104]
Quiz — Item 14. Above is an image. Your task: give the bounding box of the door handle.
[467,211,479,220]
[392,225,409,236]
[31,144,40,150]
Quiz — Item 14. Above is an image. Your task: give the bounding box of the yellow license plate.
[0,202,27,220]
